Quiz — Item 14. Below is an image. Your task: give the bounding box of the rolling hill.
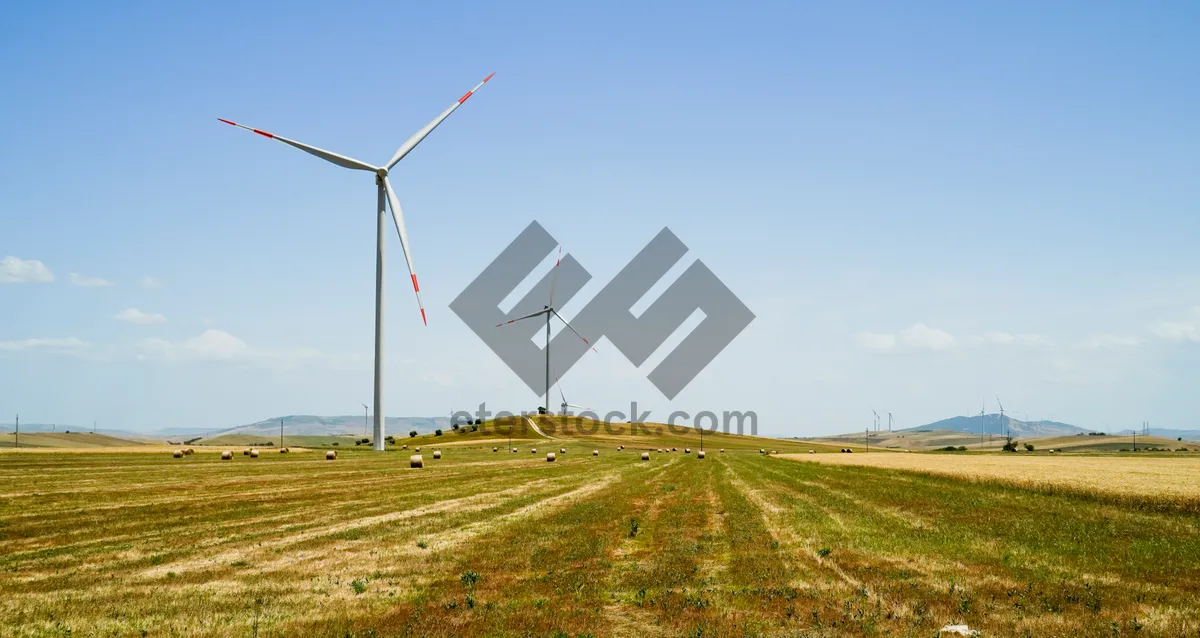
[905,414,1090,437]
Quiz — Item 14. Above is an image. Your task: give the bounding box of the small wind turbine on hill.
[557,379,591,415]
[997,397,1006,438]
[496,245,597,414]
[218,73,494,451]
[871,409,879,433]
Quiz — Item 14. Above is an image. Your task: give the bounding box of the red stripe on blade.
[411,274,420,292]
[483,72,495,82]
[457,90,474,104]
[420,308,427,325]
[217,118,236,126]
[252,129,274,139]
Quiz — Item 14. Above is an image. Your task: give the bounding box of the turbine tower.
[996,397,1005,438]
[497,246,597,414]
[887,412,893,432]
[871,409,879,433]
[218,74,494,451]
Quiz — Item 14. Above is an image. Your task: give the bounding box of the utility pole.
[14,414,18,449]
[980,404,986,450]
[362,404,369,439]
[280,418,284,449]
[866,429,869,453]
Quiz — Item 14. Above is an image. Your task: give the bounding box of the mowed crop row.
[2,445,1199,637]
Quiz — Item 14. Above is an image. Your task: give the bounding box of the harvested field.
[2,437,1198,636]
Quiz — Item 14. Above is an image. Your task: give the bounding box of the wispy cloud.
[139,276,163,289]
[0,337,89,352]
[70,273,115,287]
[114,308,167,324]
[136,329,324,370]
[1149,307,1200,342]
[1082,333,1141,348]
[0,256,54,284]
[859,323,955,352]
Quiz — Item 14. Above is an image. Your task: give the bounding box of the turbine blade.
[557,378,567,405]
[548,245,562,308]
[496,308,549,327]
[551,309,598,353]
[382,177,426,325]
[385,73,495,170]
[216,119,377,172]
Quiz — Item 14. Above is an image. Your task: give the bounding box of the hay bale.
[250,449,260,458]
[410,454,424,468]
[698,450,706,459]
[759,449,765,454]
[808,449,815,454]
[173,450,183,458]
[672,447,677,452]
[641,452,650,461]
[559,448,566,454]
[243,448,251,456]
[657,448,663,453]
[326,450,337,460]
[593,450,599,456]
[433,450,442,460]
[546,452,556,462]
[493,447,498,452]
[846,448,854,453]
[221,451,233,460]
[185,448,194,455]
[402,444,408,450]
[415,447,421,452]
[720,448,725,453]
[770,450,777,455]
[280,447,289,453]
[531,447,537,453]
[685,448,691,454]
[512,448,518,453]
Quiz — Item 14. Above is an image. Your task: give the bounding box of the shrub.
[471,425,478,432]
[1024,443,1035,451]
[435,429,443,436]
[941,446,958,452]
[351,579,367,595]
[475,418,482,425]
[1002,437,1018,452]
[957,446,967,451]
[460,571,480,589]
[817,547,832,558]
[416,539,428,549]
[452,423,459,430]
[409,430,417,438]
[629,518,639,538]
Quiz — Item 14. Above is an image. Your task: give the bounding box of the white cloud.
[1083,333,1141,348]
[0,256,54,284]
[0,337,89,352]
[114,308,167,325]
[858,323,955,352]
[858,332,897,350]
[136,329,322,369]
[139,276,163,289]
[1149,308,1200,342]
[70,273,114,287]
[899,323,955,350]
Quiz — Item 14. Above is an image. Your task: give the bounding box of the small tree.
[435,429,443,436]
[409,430,417,438]
[1002,437,1018,452]
[452,423,459,430]
[1024,443,1035,451]
[474,418,482,425]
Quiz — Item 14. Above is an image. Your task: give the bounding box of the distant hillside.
[904,415,1090,438]
[1114,427,1200,441]
[204,415,450,439]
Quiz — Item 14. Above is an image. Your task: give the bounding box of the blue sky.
[2,1,1198,434]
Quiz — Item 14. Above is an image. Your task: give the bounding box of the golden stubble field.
[2,427,1199,637]
[780,452,1200,508]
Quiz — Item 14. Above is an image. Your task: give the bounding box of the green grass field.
[2,421,1198,636]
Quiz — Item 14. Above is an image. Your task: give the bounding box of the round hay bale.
[846,448,854,453]
[243,449,251,456]
[410,454,424,468]
[685,448,691,454]
[720,448,725,453]
[173,450,183,458]
[250,449,260,458]
[221,451,233,460]
[759,448,765,454]
[546,452,556,462]
[326,450,337,460]
[808,449,815,454]
[433,450,442,460]
[512,448,518,453]
[185,448,194,455]
[641,452,650,461]
[697,450,706,459]
[770,450,777,455]
[592,450,599,456]
[280,447,289,453]
[402,444,408,450]
[531,447,537,454]
[559,448,566,454]
[672,447,677,452]
[415,447,421,452]
[493,447,498,452]
[657,448,663,453]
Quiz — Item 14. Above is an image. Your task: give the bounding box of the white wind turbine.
[557,378,592,415]
[496,246,597,414]
[219,73,495,451]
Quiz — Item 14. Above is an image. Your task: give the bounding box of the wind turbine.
[557,379,591,415]
[218,73,495,451]
[496,245,597,414]
[996,397,1005,438]
[887,412,893,432]
[871,409,879,433]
